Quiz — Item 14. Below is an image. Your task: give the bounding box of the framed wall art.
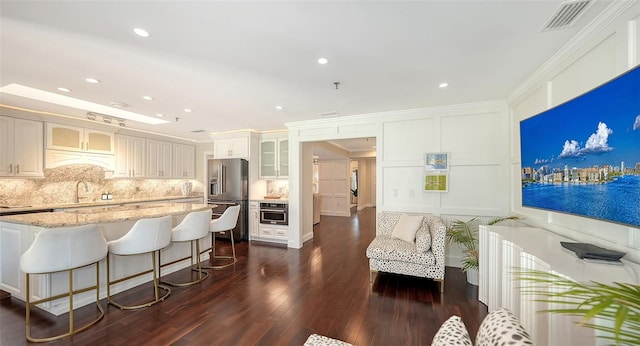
[423,174,448,192]
[424,152,449,171]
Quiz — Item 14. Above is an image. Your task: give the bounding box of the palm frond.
[514,268,640,345]
[445,215,520,272]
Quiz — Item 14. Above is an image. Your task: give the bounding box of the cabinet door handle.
[9,164,12,174]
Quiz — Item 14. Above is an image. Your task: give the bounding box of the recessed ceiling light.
[110,101,128,108]
[184,108,192,113]
[156,113,165,117]
[143,96,153,101]
[57,87,71,92]
[85,78,100,84]
[317,57,329,65]
[275,105,283,110]
[133,28,150,38]
[439,82,449,88]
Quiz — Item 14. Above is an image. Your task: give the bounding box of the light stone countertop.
[0,194,204,215]
[251,199,289,203]
[0,203,211,228]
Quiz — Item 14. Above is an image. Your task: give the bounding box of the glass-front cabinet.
[259,136,288,179]
[46,123,114,154]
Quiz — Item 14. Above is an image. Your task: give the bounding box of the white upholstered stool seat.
[159,209,212,286]
[106,215,172,310]
[20,224,108,343]
[201,205,240,269]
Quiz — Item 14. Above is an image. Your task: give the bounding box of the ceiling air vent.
[319,111,341,117]
[541,0,590,32]
[190,129,206,133]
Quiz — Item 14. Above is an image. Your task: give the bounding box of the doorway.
[308,138,377,223]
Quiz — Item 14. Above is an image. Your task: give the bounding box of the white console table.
[479,225,640,346]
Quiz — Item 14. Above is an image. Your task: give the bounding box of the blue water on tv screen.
[520,66,640,228]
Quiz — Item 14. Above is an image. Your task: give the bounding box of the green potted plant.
[516,269,640,345]
[446,215,520,285]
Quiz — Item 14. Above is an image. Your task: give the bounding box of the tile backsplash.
[266,180,289,198]
[0,164,202,206]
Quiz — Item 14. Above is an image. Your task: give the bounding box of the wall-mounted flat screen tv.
[520,65,640,228]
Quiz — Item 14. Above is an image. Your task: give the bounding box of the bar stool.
[106,215,172,310]
[201,205,241,269]
[159,209,212,286]
[20,224,108,343]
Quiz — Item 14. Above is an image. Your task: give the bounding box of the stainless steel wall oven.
[259,202,288,225]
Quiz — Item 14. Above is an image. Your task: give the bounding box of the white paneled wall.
[317,159,350,217]
[288,102,510,256]
[508,2,640,263]
[286,0,640,261]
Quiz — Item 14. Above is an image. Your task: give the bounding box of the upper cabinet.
[114,134,146,178]
[260,136,288,179]
[46,123,114,154]
[0,116,44,178]
[147,139,173,178]
[214,137,249,159]
[172,143,195,178]
[45,123,114,170]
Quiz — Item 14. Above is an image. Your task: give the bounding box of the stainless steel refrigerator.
[207,158,248,241]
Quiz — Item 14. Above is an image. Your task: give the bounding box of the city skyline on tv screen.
[520,66,640,227]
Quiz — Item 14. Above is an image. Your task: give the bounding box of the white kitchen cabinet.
[258,224,288,242]
[0,222,30,299]
[259,136,288,178]
[46,123,114,154]
[172,143,195,178]
[249,201,260,239]
[114,134,146,178]
[214,137,249,159]
[147,139,173,178]
[0,116,44,177]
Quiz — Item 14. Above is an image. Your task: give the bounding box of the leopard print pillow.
[304,334,352,346]
[431,315,472,346]
[415,221,432,252]
[475,308,534,346]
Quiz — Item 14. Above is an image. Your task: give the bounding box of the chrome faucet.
[75,181,88,203]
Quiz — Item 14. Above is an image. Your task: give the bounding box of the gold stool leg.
[68,270,74,335]
[202,232,238,269]
[160,240,210,287]
[25,263,105,343]
[107,251,171,310]
[25,273,31,341]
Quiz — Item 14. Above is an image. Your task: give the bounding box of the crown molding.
[507,0,638,105]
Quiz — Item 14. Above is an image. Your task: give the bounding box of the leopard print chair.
[366,212,446,292]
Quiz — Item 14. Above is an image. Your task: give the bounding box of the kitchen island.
[0,202,212,315]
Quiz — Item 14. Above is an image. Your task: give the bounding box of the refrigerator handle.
[221,164,226,194]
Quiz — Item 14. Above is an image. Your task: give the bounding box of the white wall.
[508,2,640,262]
[317,159,351,217]
[287,100,511,267]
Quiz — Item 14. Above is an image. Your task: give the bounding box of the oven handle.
[210,201,238,205]
[260,208,286,212]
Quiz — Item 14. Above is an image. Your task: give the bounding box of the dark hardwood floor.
[0,207,487,345]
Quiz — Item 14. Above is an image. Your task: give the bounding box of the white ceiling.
[0,1,610,144]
